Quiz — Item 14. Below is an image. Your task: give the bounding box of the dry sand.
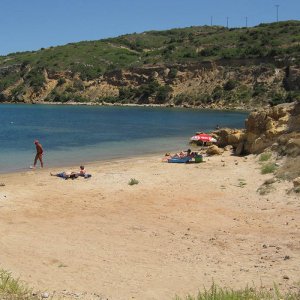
[0,152,299,299]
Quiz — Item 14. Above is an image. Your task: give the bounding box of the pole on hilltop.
[275,5,279,22]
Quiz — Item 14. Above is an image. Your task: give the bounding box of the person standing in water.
[33,140,44,168]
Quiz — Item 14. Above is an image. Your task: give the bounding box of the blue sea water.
[0,104,248,172]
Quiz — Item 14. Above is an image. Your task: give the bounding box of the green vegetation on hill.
[0,21,300,106]
[1,21,300,73]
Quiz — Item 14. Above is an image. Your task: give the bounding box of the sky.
[0,0,299,56]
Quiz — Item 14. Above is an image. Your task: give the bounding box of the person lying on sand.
[50,166,92,179]
[162,149,195,161]
[50,171,79,180]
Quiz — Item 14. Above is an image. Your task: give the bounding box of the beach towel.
[167,156,192,163]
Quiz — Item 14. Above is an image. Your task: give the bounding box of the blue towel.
[168,156,191,163]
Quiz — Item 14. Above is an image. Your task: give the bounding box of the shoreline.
[0,150,169,175]
[0,100,252,112]
[0,152,298,299]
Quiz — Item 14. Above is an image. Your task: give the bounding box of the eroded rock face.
[244,103,297,154]
[212,102,300,158]
[213,128,245,149]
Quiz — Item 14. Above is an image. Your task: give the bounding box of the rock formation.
[212,101,300,180]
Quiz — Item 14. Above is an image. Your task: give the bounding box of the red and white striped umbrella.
[190,133,217,143]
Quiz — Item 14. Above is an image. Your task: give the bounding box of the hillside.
[0,21,300,108]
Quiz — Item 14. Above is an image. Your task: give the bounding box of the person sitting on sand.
[77,165,92,178]
[78,165,86,176]
[50,171,78,180]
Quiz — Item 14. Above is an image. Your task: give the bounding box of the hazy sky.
[0,0,299,55]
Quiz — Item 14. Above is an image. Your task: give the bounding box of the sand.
[0,152,299,299]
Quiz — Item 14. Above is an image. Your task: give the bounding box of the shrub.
[285,91,300,103]
[168,68,178,79]
[269,93,286,106]
[119,87,136,100]
[174,282,300,300]
[73,79,85,91]
[212,86,223,100]
[136,80,160,102]
[173,94,185,105]
[259,152,272,162]
[57,78,66,86]
[0,93,6,102]
[128,178,139,185]
[0,73,21,92]
[223,79,237,91]
[0,269,37,300]
[24,68,45,92]
[71,64,102,81]
[155,85,172,103]
[252,83,267,97]
[261,163,277,174]
[199,46,220,57]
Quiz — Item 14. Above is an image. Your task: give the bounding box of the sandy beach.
[0,152,299,300]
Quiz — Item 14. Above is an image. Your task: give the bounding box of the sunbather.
[50,166,92,179]
[172,149,194,158]
[50,171,78,180]
[162,149,194,162]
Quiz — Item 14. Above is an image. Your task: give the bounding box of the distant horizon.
[1,0,300,56]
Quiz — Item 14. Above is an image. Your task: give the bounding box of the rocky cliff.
[0,61,299,109]
[1,21,299,108]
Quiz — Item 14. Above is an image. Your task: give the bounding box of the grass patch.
[237,178,247,188]
[128,178,139,185]
[0,269,37,300]
[257,184,275,195]
[259,152,272,162]
[261,163,277,174]
[174,283,300,300]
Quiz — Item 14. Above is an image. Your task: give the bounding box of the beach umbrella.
[190,133,217,143]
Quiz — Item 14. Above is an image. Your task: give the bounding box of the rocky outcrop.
[213,128,245,149]
[212,102,300,156]
[211,102,300,180]
[206,145,224,155]
[243,102,299,154]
